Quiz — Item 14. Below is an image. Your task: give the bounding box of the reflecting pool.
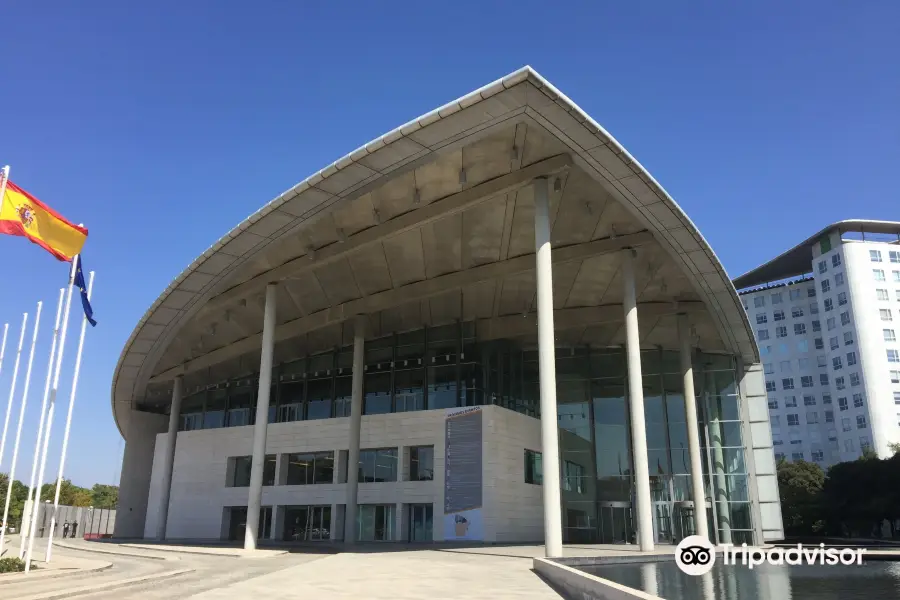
[581,560,900,599]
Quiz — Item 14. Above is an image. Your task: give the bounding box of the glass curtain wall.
[697,355,753,545]
[170,321,750,545]
[282,505,331,541]
[357,505,395,541]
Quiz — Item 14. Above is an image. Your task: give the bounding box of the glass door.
[653,502,674,545]
[228,506,270,541]
[311,506,331,540]
[259,506,272,540]
[598,502,633,543]
[673,501,695,542]
[408,504,433,542]
[358,505,395,541]
[283,505,331,541]
[228,507,247,541]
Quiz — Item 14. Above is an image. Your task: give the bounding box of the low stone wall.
[532,557,663,600]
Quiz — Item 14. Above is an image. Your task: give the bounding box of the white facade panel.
[146,405,545,543]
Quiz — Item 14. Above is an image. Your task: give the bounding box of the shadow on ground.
[91,538,663,559]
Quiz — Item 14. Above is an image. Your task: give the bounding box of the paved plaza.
[0,536,675,599]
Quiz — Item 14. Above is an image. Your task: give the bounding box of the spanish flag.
[0,179,87,261]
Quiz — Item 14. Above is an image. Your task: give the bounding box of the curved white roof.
[112,66,757,436]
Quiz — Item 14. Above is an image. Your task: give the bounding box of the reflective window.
[409,446,434,481]
[286,451,334,485]
[364,372,392,415]
[524,449,543,485]
[226,384,254,427]
[427,365,458,410]
[307,377,333,420]
[283,505,331,541]
[563,460,586,493]
[592,379,630,499]
[359,448,398,482]
[204,388,226,429]
[279,381,304,422]
[334,375,352,418]
[394,368,425,412]
[179,392,204,431]
[357,505,395,542]
[229,455,275,487]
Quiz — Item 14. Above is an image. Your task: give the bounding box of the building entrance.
[672,500,696,541]
[652,501,675,545]
[226,506,271,541]
[283,505,331,541]
[408,504,433,542]
[598,501,633,543]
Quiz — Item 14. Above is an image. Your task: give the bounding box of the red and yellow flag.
[0,179,87,261]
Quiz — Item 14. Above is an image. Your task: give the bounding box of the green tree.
[822,452,898,538]
[0,474,29,527]
[777,458,825,536]
[40,479,92,506]
[90,484,118,509]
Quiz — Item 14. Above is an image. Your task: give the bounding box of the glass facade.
[285,452,334,485]
[226,506,271,541]
[358,448,398,482]
[408,504,434,542]
[170,322,751,545]
[357,504,395,541]
[282,505,331,541]
[409,446,434,481]
[229,455,275,487]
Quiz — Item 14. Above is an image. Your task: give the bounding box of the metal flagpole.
[0,312,29,470]
[0,324,9,411]
[0,301,42,555]
[24,257,78,573]
[19,289,64,558]
[0,166,9,209]
[45,270,94,563]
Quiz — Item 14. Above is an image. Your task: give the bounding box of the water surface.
[581,560,900,599]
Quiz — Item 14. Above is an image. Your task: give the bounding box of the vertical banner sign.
[443,406,483,541]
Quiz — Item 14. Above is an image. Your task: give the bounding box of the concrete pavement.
[1,537,679,599]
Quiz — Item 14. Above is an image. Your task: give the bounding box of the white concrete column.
[344,315,365,544]
[678,315,710,541]
[244,283,277,550]
[155,374,183,540]
[533,176,563,558]
[621,248,654,551]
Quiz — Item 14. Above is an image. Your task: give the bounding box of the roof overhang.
[112,66,758,437]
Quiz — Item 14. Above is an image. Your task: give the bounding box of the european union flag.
[74,257,96,327]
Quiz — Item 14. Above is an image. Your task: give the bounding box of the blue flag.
[74,257,96,327]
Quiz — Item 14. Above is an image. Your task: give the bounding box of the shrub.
[0,557,27,573]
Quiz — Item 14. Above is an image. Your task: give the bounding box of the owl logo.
[16,204,35,228]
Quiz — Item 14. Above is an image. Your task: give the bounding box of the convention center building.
[112,67,783,554]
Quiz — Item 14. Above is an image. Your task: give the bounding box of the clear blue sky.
[0,1,897,488]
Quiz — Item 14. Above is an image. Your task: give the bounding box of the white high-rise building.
[734,221,900,467]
